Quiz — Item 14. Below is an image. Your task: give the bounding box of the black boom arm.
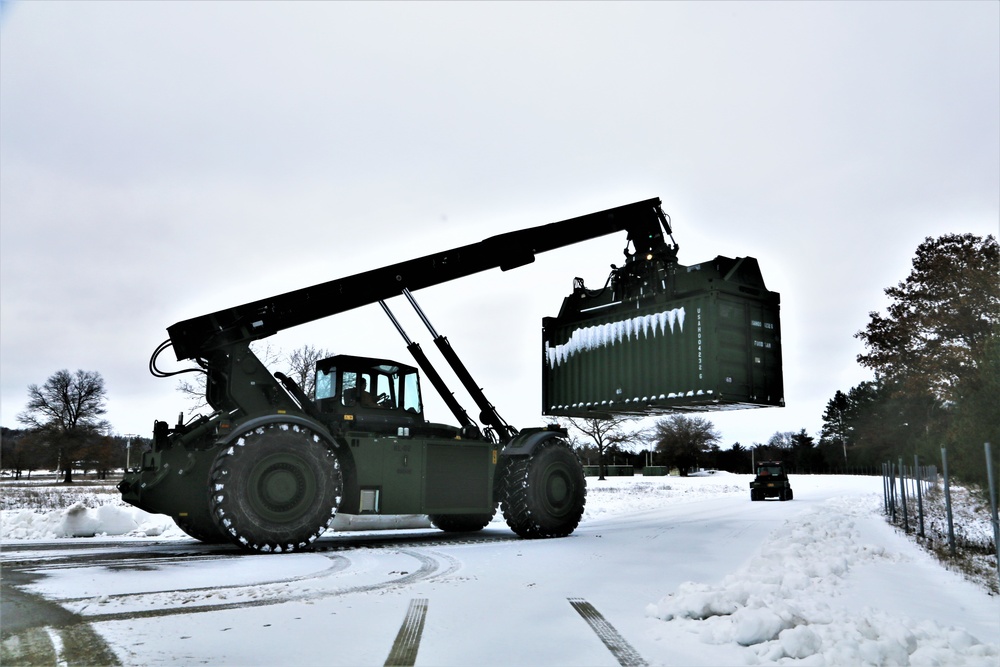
[166,197,670,362]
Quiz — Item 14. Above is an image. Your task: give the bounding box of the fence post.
[914,454,925,538]
[883,462,890,514]
[898,456,909,533]
[889,462,897,523]
[984,442,999,590]
[941,446,956,557]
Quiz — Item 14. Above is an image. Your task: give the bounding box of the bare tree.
[766,431,795,451]
[17,369,110,483]
[563,416,635,481]
[648,414,720,476]
[285,344,333,398]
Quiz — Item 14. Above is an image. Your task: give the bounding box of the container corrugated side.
[541,290,782,418]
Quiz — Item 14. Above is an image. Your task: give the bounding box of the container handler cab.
[119,197,783,552]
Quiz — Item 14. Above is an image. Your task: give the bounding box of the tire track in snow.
[46,548,448,624]
[384,598,428,666]
[3,530,491,624]
[1,533,476,663]
[568,598,648,667]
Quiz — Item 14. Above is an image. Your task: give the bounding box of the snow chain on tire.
[210,421,343,553]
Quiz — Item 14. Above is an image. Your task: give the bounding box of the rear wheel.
[501,438,586,539]
[210,421,343,552]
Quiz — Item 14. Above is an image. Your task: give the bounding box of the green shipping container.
[542,255,782,418]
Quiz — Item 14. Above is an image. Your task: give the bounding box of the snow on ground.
[2,500,179,540]
[645,491,997,665]
[3,473,998,666]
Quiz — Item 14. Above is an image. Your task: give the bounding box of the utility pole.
[124,434,138,471]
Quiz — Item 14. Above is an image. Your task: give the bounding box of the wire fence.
[882,443,1000,591]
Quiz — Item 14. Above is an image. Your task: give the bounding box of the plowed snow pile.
[646,494,997,666]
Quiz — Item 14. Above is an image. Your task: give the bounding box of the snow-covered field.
[2,473,998,666]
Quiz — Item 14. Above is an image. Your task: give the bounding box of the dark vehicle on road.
[750,461,793,501]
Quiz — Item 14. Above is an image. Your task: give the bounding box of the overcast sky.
[2,2,997,450]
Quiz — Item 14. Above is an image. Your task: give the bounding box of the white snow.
[1,501,179,540]
[645,491,998,665]
[3,473,997,666]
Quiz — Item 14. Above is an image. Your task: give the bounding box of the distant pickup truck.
[750,461,793,501]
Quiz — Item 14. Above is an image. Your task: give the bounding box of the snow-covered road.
[2,473,997,666]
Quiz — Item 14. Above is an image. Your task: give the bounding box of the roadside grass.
[0,473,122,512]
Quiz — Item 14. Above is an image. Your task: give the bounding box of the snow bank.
[0,504,437,540]
[645,494,999,666]
[1,502,181,540]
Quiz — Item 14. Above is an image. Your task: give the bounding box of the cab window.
[315,367,336,400]
[342,371,373,407]
[402,371,422,413]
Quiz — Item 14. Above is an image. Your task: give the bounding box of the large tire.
[501,438,586,539]
[429,510,496,533]
[210,421,343,553]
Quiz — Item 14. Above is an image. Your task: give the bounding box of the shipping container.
[542,255,782,418]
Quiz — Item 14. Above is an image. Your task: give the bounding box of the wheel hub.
[544,466,573,514]
[257,462,306,512]
[247,455,314,520]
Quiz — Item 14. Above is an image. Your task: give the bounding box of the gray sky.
[2,2,998,449]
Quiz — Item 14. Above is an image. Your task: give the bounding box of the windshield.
[322,366,422,414]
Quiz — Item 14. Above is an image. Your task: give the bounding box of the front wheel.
[210,421,343,552]
[501,438,586,539]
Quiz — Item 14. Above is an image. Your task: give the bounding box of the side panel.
[345,433,424,515]
[380,437,425,514]
[344,434,494,515]
[542,291,782,418]
[424,442,494,514]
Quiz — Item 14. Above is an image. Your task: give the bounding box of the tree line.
[563,415,830,479]
[566,233,999,489]
[825,233,998,490]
